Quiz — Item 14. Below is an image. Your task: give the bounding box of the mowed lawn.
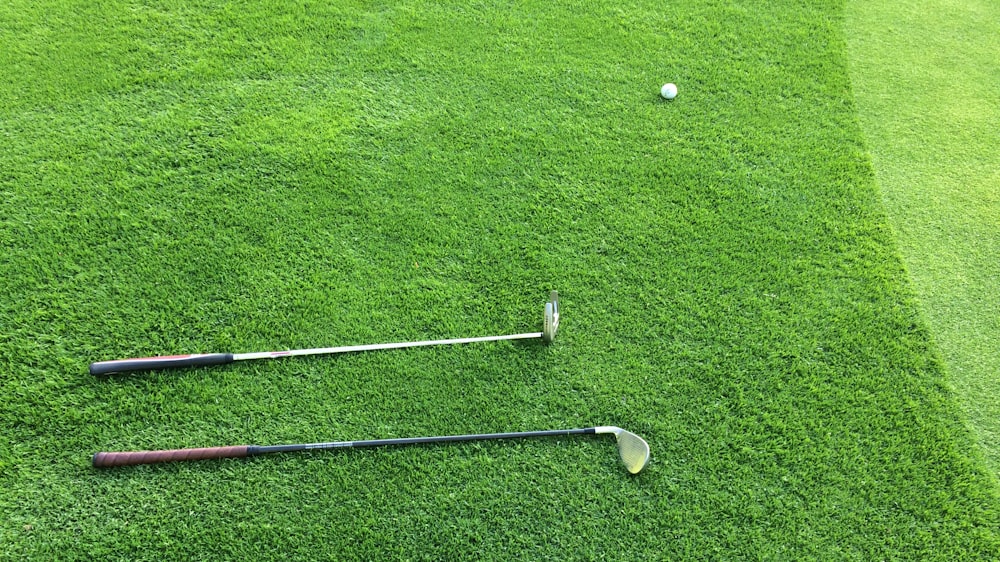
[847,0,1000,476]
[1,1,997,559]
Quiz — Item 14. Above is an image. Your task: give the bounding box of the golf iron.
[92,426,650,474]
[90,291,559,375]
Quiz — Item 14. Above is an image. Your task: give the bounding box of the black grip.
[89,353,234,375]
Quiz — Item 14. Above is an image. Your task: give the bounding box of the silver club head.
[542,291,559,343]
[595,426,650,474]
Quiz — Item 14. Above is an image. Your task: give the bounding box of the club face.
[542,291,559,342]
[615,430,650,474]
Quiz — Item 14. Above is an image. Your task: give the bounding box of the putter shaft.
[89,292,558,375]
[234,332,543,361]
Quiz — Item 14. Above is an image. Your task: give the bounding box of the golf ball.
[660,83,678,100]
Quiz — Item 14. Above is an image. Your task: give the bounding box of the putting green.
[846,0,1000,478]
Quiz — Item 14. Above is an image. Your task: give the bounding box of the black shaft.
[249,428,596,456]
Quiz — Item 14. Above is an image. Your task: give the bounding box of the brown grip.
[92,445,250,467]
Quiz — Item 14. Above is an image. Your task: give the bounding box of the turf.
[846,0,1000,476]
[1,1,997,559]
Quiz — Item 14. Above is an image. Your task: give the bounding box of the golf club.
[92,426,649,473]
[90,291,559,375]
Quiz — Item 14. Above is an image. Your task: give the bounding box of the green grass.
[1,1,997,559]
[846,0,1000,476]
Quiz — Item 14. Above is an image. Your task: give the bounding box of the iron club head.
[595,426,650,474]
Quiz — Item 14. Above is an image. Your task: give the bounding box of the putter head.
[595,426,650,474]
[542,290,559,343]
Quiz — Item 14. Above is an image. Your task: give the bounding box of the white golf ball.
[660,83,678,100]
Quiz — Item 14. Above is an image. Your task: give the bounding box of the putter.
[90,291,559,375]
[92,426,649,473]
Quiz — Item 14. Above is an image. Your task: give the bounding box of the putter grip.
[89,353,234,375]
[92,446,250,467]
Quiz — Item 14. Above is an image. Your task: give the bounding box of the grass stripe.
[846,0,1000,477]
